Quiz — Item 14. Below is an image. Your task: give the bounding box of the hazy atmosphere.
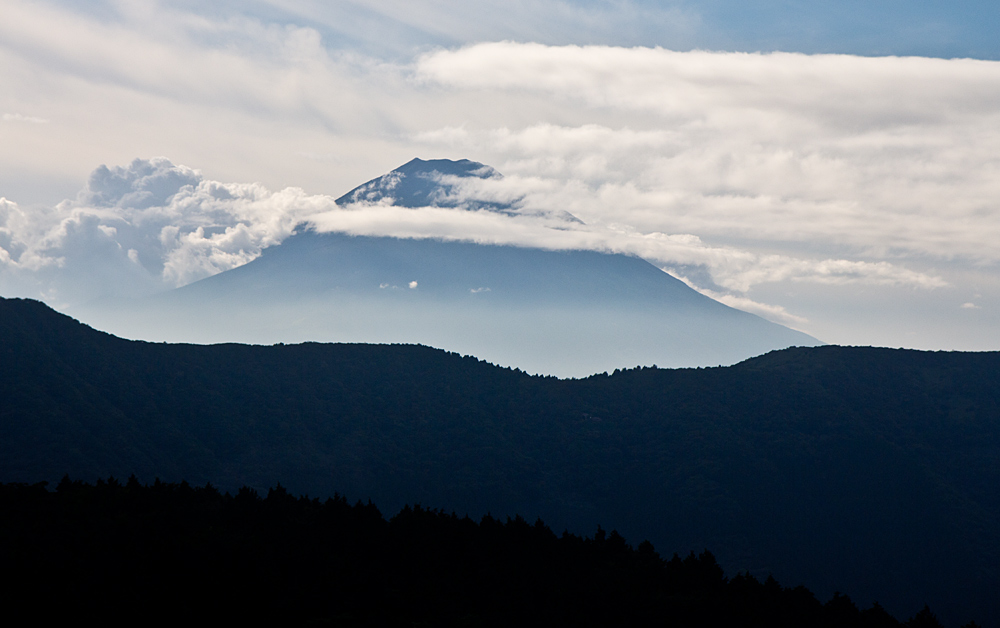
[3,0,1000,351]
[4,5,1000,625]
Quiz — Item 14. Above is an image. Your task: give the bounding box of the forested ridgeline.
[0,478,966,628]
[1,296,998,625]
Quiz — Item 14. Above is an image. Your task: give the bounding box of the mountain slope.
[75,229,818,376]
[1,297,996,626]
[72,158,819,376]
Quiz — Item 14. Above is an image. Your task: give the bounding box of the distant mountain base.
[72,231,820,377]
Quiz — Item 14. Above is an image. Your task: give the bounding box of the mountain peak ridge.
[334,157,584,225]
[335,157,503,210]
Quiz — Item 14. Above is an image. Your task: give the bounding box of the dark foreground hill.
[0,478,950,627]
[0,297,997,626]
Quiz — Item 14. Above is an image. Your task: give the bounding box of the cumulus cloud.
[0,158,313,304]
[81,159,202,210]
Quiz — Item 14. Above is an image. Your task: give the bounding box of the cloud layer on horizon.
[2,1,999,344]
[0,156,946,323]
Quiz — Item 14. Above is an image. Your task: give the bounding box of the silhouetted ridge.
[0,297,995,626]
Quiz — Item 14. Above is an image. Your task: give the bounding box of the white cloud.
[413,44,1000,265]
[0,158,313,303]
[961,302,980,309]
[416,43,1000,123]
[308,200,944,292]
[2,113,48,123]
[669,271,808,327]
[0,156,946,308]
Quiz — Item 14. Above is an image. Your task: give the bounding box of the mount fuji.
[73,159,820,376]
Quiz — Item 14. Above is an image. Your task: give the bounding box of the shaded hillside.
[0,478,942,627]
[0,297,996,626]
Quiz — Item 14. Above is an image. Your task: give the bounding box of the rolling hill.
[1,296,995,626]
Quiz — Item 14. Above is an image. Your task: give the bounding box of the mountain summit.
[72,159,820,376]
[335,158,580,222]
[336,158,503,209]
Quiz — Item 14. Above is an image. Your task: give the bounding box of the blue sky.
[41,0,1000,59]
[2,0,1000,356]
[667,0,1000,59]
[167,0,1000,59]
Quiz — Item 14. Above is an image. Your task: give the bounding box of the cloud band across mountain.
[0,157,944,315]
